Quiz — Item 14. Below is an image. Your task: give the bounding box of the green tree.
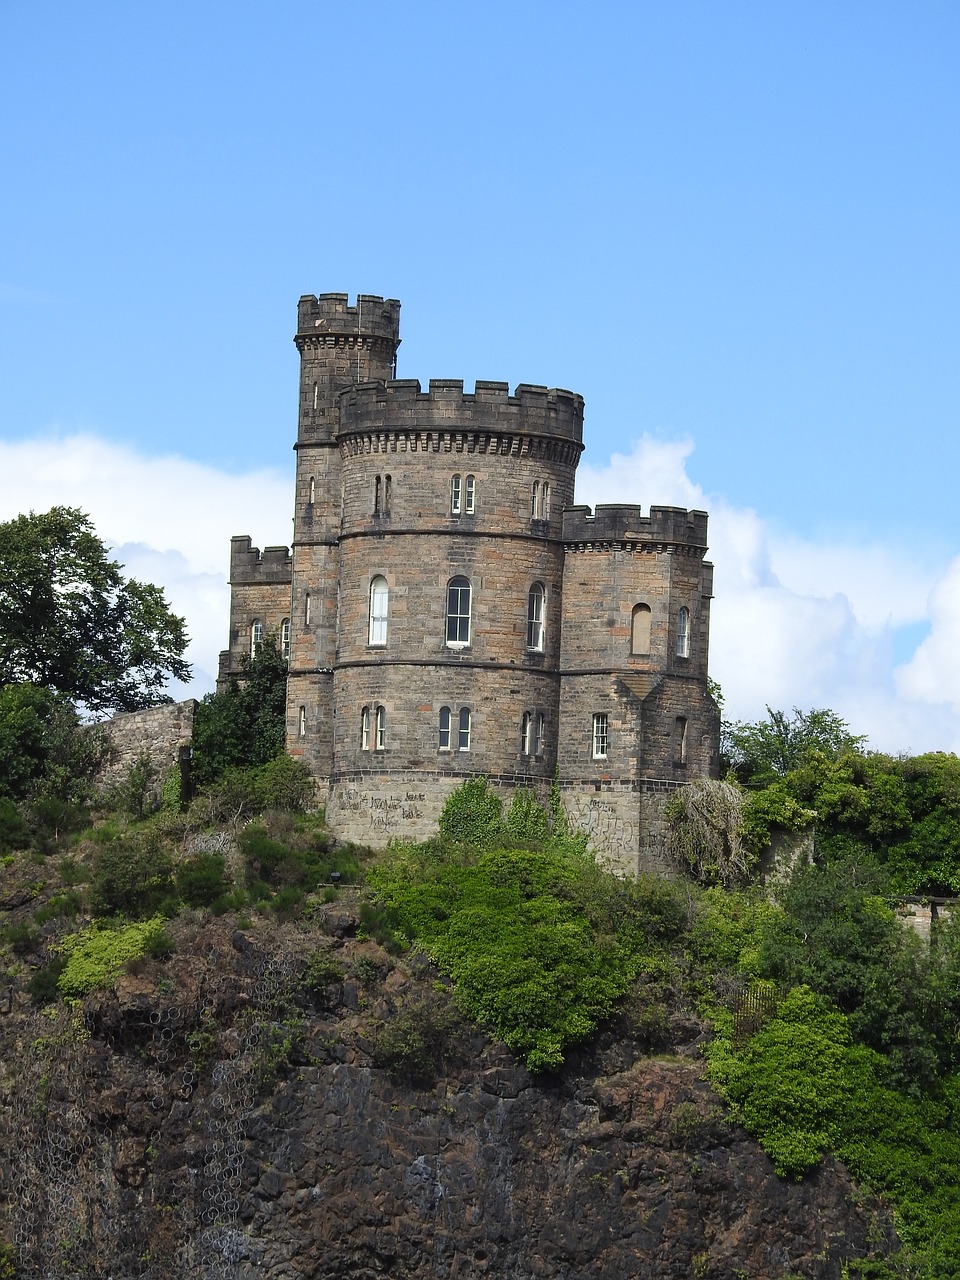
[0,507,190,712]
[725,706,865,787]
[190,639,288,786]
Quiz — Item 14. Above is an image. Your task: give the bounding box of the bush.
[190,641,288,786]
[438,777,505,849]
[372,994,461,1086]
[89,832,175,918]
[190,755,314,826]
[57,917,171,998]
[176,851,231,907]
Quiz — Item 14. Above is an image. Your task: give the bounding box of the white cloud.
[4,430,960,757]
[0,434,292,699]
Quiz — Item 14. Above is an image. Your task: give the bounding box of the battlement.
[337,379,584,445]
[562,504,709,548]
[229,536,293,584]
[297,293,401,343]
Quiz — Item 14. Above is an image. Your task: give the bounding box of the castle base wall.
[322,768,686,878]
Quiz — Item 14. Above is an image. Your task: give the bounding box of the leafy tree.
[190,640,288,786]
[725,706,866,787]
[0,507,190,712]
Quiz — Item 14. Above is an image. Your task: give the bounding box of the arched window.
[446,576,471,646]
[438,707,451,750]
[458,707,471,751]
[530,480,539,518]
[308,475,316,504]
[250,620,263,657]
[451,474,462,515]
[464,475,476,514]
[298,705,306,737]
[631,603,652,656]
[304,592,311,626]
[375,705,386,750]
[369,576,388,645]
[527,583,546,651]
[521,711,533,756]
[676,607,690,658]
[374,475,382,516]
[384,474,392,513]
[361,706,371,750]
[280,618,291,661]
[312,382,319,410]
[542,482,550,520]
[534,712,545,756]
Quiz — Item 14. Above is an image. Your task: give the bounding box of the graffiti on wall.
[563,794,637,858]
[336,787,427,835]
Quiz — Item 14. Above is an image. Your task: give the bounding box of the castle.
[219,293,720,874]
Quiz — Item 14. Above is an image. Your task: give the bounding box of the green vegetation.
[190,639,289,787]
[56,917,172,998]
[0,506,189,712]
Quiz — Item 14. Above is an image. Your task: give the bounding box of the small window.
[280,618,290,661]
[446,576,471,646]
[369,575,388,645]
[304,592,311,626]
[592,712,608,760]
[527,583,546,651]
[384,474,392,514]
[631,603,652,656]
[374,475,382,516]
[521,711,533,756]
[312,382,319,410]
[675,716,688,765]
[542,482,550,520]
[531,480,539,518]
[361,706,371,750]
[250,620,263,657]
[464,474,476,514]
[676,607,690,658]
[534,712,545,757]
[451,474,462,515]
[375,705,386,751]
[298,705,306,737]
[438,706,451,750]
[458,707,471,751]
[309,475,316,504]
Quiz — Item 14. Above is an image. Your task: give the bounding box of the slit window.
[438,706,451,750]
[375,705,386,751]
[298,706,306,736]
[374,475,382,516]
[534,712,545,756]
[542,482,550,519]
[675,716,688,765]
[361,706,371,750]
[458,707,472,751]
[676,607,690,658]
[451,474,462,515]
[280,618,290,661]
[250,620,263,657]
[521,711,533,756]
[309,475,316,504]
[304,592,311,626]
[464,474,476,514]
[531,480,539,518]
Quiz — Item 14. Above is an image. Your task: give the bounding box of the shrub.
[176,851,230,907]
[27,957,66,1005]
[372,994,461,1086]
[438,777,505,849]
[57,916,171,998]
[89,832,175,918]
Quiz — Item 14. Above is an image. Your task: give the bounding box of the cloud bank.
[2,431,959,755]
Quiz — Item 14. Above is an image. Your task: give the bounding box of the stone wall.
[99,699,197,793]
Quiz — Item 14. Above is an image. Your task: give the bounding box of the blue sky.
[2,1,960,752]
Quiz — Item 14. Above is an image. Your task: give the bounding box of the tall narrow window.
[309,475,316,504]
[527,583,546,651]
[361,706,371,750]
[374,475,382,516]
[521,711,533,756]
[304,593,311,625]
[438,707,451,750]
[250,620,263,657]
[675,716,688,764]
[375,705,386,750]
[298,706,306,736]
[458,707,471,751]
[592,712,608,760]
[280,618,291,661]
[676,607,690,658]
[384,474,392,514]
[451,474,462,515]
[542,482,550,520]
[446,576,471,646]
[534,712,545,756]
[531,481,539,518]
[369,576,388,645]
[631,603,652,656]
[312,382,319,410]
[464,475,476,514]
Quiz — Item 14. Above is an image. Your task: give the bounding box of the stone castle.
[219,293,720,873]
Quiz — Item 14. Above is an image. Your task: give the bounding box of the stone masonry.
[219,293,721,873]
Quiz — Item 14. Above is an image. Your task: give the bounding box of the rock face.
[0,913,892,1279]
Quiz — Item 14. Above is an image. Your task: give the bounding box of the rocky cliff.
[0,904,893,1279]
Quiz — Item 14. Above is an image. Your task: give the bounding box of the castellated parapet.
[222,293,720,875]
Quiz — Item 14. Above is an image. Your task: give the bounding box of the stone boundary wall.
[98,700,197,791]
